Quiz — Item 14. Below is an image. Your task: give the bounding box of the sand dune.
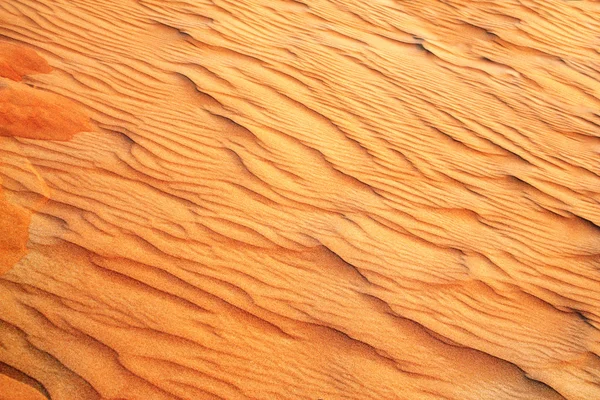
[0,42,88,275]
[0,0,599,399]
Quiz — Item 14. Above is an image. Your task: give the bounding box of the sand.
[0,1,599,399]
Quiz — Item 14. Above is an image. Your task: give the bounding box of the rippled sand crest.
[0,1,599,399]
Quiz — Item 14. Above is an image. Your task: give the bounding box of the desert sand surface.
[0,0,599,399]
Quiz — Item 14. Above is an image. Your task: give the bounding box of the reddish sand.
[0,80,92,140]
[0,187,30,274]
[0,42,52,82]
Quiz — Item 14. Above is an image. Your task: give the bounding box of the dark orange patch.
[0,81,92,140]
[0,42,52,81]
[0,189,30,275]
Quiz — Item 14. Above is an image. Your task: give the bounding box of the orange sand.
[0,375,46,400]
[0,1,599,399]
[0,43,90,272]
[0,188,30,274]
[0,80,92,140]
[0,42,52,82]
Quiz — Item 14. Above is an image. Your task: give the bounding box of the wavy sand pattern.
[0,1,599,399]
[0,41,89,277]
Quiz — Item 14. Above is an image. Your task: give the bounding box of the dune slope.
[1,1,599,399]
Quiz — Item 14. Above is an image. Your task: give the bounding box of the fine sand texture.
[1,1,599,399]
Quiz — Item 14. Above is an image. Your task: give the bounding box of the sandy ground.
[0,1,599,399]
